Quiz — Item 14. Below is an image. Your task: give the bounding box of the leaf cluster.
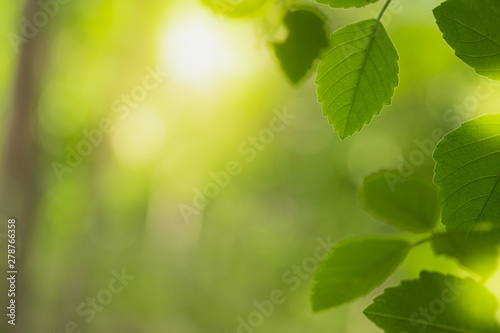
[203,0,500,331]
[311,160,500,331]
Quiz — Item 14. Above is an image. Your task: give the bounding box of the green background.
[1,0,500,332]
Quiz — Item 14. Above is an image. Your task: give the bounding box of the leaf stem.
[376,0,394,22]
[411,235,435,248]
[411,232,462,248]
[410,228,497,248]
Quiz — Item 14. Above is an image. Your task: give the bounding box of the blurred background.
[1,0,500,332]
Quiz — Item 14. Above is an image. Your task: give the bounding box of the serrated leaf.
[434,0,500,80]
[311,237,410,311]
[432,234,499,279]
[315,0,380,9]
[316,19,399,139]
[364,271,500,333]
[361,171,440,233]
[273,9,329,85]
[433,114,500,241]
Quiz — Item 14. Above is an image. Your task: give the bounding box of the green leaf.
[364,271,500,333]
[316,19,399,139]
[433,114,500,240]
[315,0,380,9]
[201,0,269,18]
[432,234,499,279]
[273,9,329,85]
[311,237,410,311]
[434,0,500,80]
[361,171,440,233]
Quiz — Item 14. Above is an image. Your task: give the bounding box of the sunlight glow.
[162,12,238,85]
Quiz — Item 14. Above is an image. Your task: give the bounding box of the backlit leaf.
[433,114,500,241]
[364,271,500,333]
[361,171,440,233]
[316,19,399,139]
[311,237,410,311]
[434,0,500,80]
[432,234,499,279]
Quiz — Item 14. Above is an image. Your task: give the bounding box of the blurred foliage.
[0,0,500,332]
[272,8,328,84]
